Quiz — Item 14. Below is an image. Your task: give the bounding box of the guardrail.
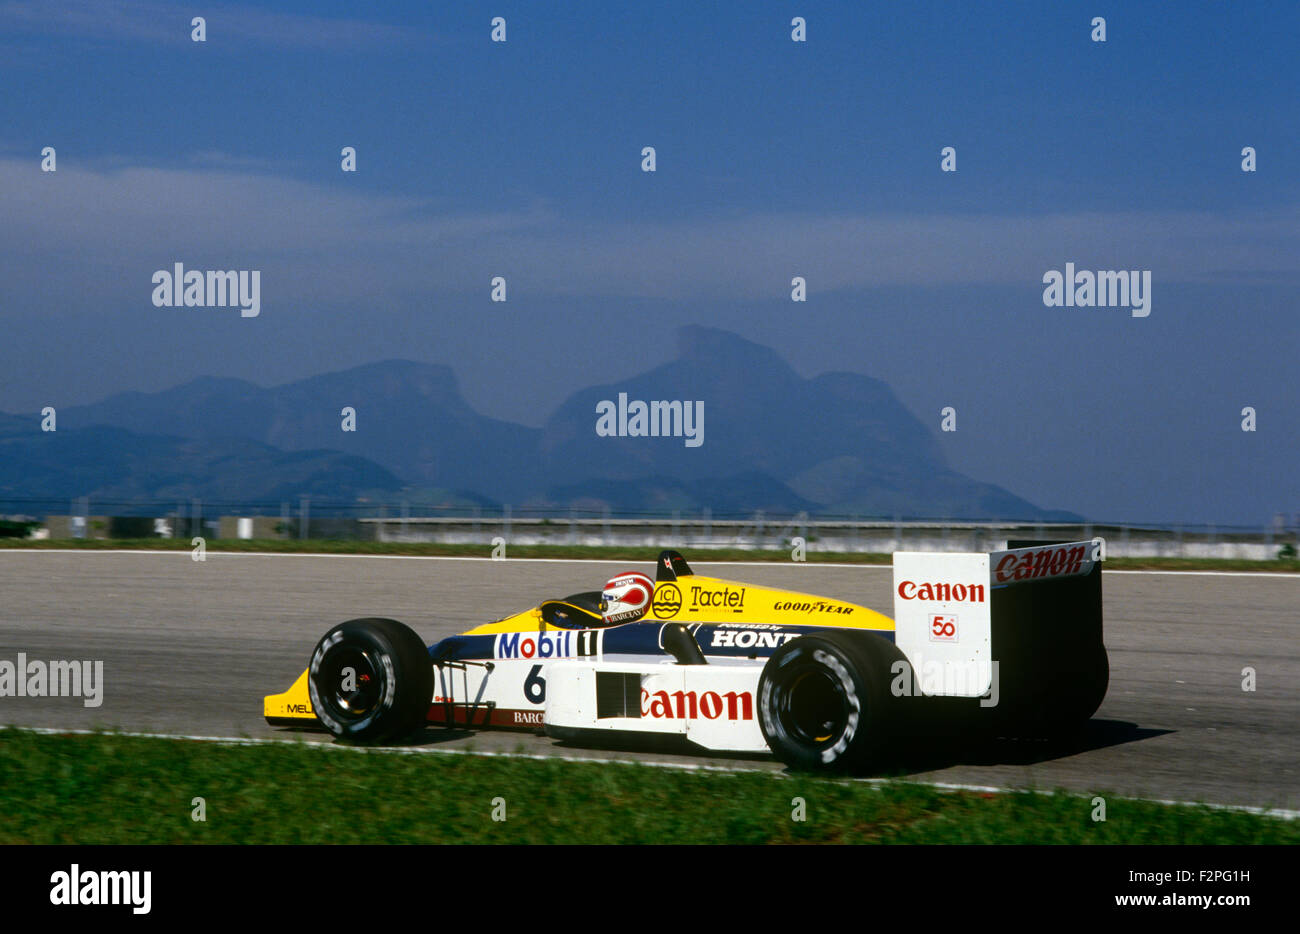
[5,499,1295,560]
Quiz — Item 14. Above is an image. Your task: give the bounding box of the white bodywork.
[545,661,768,752]
[892,551,993,697]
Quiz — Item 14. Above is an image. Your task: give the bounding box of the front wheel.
[307,618,432,743]
[758,631,906,773]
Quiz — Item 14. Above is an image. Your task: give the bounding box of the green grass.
[1,536,1296,572]
[0,730,1291,844]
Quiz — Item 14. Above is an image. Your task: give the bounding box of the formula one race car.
[264,542,1109,772]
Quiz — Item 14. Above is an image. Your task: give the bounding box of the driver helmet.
[601,571,655,624]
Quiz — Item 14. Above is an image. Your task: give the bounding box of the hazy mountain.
[0,421,402,508]
[4,329,1078,520]
[536,327,1072,519]
[62,361,539,501]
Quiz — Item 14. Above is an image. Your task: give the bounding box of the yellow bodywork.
[263,668,314,721]
[457,574,894,633]
[628,573,894,633]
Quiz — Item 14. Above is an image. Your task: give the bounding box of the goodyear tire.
[758,631,905,773]
[307,618,432,744]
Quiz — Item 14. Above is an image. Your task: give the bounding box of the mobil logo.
[495,631,572,659]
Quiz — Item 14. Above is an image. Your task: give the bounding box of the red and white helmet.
[601,571,655,624]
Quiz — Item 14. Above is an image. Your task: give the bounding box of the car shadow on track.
[395,726,482,746]
[883,719,1172,776]
[268,719,1170,775]
[546,733,776,763]
[263,725,483,748]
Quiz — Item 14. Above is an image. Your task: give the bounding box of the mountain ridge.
[2,329,1080,520]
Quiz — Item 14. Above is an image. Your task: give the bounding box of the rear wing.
[892,540,1104,697]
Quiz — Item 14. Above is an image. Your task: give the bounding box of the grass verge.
[0,730,1291,844]
[0,537,1296,572]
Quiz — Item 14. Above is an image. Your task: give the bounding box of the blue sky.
[1,0,1297,524]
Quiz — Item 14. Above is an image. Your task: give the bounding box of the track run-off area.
[0,551,1294,812]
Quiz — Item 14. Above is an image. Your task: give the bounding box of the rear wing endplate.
[892,540,1104,697]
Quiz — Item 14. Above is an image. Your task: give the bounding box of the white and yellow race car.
[265,544,1108,772]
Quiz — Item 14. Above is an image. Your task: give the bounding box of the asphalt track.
[0,552,1295,811]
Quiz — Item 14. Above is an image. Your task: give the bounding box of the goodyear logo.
[772,599,854,615]
[653,582,682,618]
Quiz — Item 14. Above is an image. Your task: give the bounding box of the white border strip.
[7,725,1296,820]
[0,549,1296,578]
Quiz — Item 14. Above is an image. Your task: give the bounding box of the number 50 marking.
[929,615,957,641]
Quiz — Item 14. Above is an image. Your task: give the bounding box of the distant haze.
[1,1,1296,525]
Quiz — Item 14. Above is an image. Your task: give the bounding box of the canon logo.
[993,544,1089,583]
[642,688,753,721]
[897,580,986,603]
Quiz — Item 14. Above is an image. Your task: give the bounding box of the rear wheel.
[758,631,906,773]
[307,618,432,743]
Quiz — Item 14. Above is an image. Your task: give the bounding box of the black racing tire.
[307,617,433,744]
[758,631,906,773]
